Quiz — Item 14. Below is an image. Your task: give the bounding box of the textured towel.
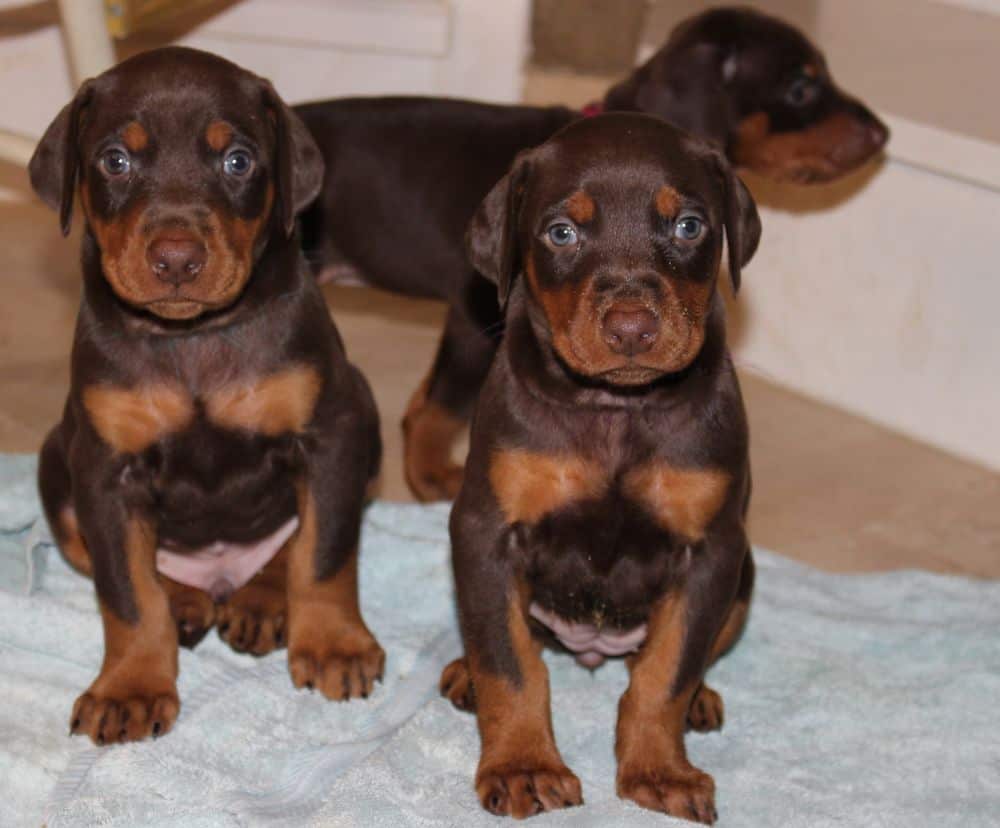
[1,453,998,827]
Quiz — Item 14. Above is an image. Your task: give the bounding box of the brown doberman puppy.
[438,113,760,823]
[296,6,888,501]
[30,47,385,745]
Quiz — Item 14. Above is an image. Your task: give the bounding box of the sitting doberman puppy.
[30,47,385,744]
[296,6,887,501]
[439,113,760,823]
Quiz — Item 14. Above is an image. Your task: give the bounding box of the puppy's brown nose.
[602,308,659,356]
[147,237,206,286]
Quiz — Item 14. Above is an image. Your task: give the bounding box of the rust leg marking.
[470,587,583,818]
[615,593,717,823]
[285,484,384,700]
[71,518,180,745]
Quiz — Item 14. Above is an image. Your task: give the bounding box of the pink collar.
[529,602,646,669]
[156,516,298,602]
[580,101,605,118]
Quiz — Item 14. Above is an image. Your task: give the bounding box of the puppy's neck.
[600,45,733,148]
[502,284,730,413]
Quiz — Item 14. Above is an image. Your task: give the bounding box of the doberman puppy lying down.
[296,6,888,501]
[438,113,760,823]
[30,47,385,744]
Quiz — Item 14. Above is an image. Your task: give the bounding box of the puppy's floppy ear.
[29,80,94,236]
[261,81,324,237]
[604,43,733,147]
[465,152,532,308]
[717,158,761,292]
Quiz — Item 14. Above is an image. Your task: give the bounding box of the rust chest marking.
[84,364,322,453]
[489,448,730,539]
[204,364,322,436]
[623,463,730,541]
[489,449,606,525]
[83,382,194,455]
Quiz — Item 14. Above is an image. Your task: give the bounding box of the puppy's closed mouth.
[144,298,211,320]
[597,364,667,386]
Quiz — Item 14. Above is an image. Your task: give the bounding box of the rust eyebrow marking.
[206,364,322,435]
[655,185,681,218]
[623,463,730,540]
[490,448,607,525]
[205,120,234,152]
[565,190,596,224]
[121,121,149,153]
[83,382,194,454]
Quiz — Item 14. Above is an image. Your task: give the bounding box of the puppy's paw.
[477,761,583,819]
[687,682,724,732]
[439,657,476,712]
[165,581,216,649]
[617,765,716,824]
[289,635,385,700]
[406,458,465,503]
[218,586,287,656]
[70,685,179,745]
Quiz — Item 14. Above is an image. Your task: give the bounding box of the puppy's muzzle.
[602,306,660,356]
[833,101,890,168]
[147,235,207,287]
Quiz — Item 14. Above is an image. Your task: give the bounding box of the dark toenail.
[152,721,161,736]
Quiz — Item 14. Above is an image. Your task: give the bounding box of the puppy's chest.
[83,359,322,457]
[490,413,730,543]
[82,355,321,551]
[489,419,730,627]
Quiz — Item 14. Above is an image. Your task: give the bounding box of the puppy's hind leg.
[687,550,754,732]
[39,425,92,577]
[403,301,499,501]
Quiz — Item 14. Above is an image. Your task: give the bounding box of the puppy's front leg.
[70,466,179,744]
[286,420,384,700]
[453,518,582,818]
[615,537,747,825]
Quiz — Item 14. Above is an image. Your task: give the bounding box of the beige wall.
[643,1,1000,471]
[646,0,1000,144]
[0,0,531,140]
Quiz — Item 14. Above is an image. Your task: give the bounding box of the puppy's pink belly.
[156,517,298,601]
[529,602,647,668]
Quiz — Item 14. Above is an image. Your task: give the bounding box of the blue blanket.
[1,454,997,827]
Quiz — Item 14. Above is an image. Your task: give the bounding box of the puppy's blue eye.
[223,149,254,177]
[785,75,819,107]
[547,223,578,247]
[674,216,703,241]
[100,148,130,178]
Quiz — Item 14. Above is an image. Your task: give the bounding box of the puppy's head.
[467,113,760,386]
[29,47,322,321]
[605,7,889,184]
